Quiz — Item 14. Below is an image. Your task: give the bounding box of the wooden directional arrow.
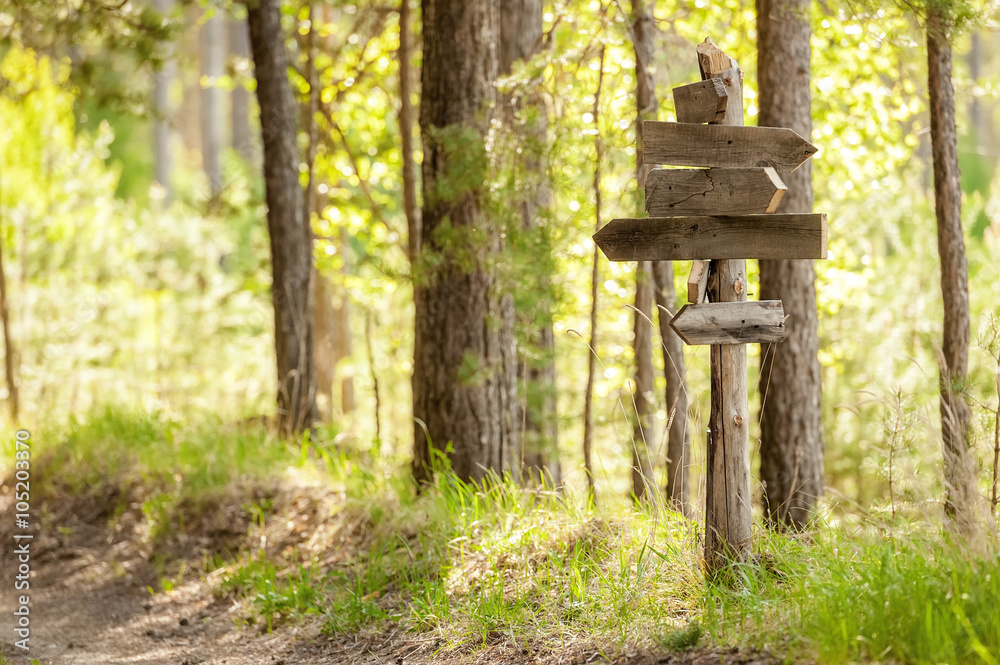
[642,121,817,172]
[672,79,728,124]
[669,301,786,346]
[645,167,786,216]
[594,214,827,261]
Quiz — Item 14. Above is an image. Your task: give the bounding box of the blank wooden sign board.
[593,37,827,574]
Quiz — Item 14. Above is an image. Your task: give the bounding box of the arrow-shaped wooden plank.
[642,121,817,172]
[670,301,786,346]
[672,79,728,124]
[594,214,827,261]
[645,167,786,216]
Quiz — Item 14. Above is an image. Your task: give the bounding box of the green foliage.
[703,529,1000,664]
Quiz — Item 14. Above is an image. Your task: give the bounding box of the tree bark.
[412,0,519,485]
[246,0,318,435]
[152,0,174,204]
[756,0,824,530]
[201,9,225,197]
[501,0,560,487]
[631,261,656,500]
[229,15,255,164]
[0,228,17,422]
[927,6,978,536]
[398,0,420,261]
[631,0,689,510]
[582,44,607,505]
[653,261,689,513]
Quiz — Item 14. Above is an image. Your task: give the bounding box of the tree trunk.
[653,261,689,513]
[152,0,174,204]
[631,0,688,510]
[582,44,607,505]
[927,6,978,536]
[412,0,519,485]
[756,0,824,530]
[501,0,560,487]
[398,0,420,261]
[0,228,17,422]
[229,15,255,164]
[314,274,337,422]
[631,261,656,500]
[247,0,318,436]
[201,9,225,197]
[628,0,656,502]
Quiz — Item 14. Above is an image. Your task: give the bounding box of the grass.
[9,407,1000,663]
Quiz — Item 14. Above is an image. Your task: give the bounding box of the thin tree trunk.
[756,0,824,530]
[653,261,689,513]
[398,0,420,261]
[501,0,560,487]
[152,0,174,204]
[927,6,978,536]
[313,274,337,422]
[631,0,688,510]
[412,0,519,485]
[201,9,225,197]
[631,260,656,501]
[247,0,318,435]
[0,228,17,422]
[582,44,607,506]
[229,15,255,164]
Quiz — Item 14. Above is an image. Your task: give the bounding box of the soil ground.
[0,484,789,665]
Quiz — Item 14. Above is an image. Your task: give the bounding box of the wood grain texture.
[642,121,817,172]
[697,37,752,574]
[645,167,786,216]
[672,79,728,124]
[670,300,786,345]
[594,214,828,261]
[687,259,709,303]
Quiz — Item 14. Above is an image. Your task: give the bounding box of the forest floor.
[0,476,787,665]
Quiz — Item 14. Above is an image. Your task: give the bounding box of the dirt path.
[0,494,788,665]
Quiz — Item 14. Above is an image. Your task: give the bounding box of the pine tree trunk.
[628,0,657,502]
[631,0,689,510]
[398,0,420,261]
[412,0,519,485]
[0,229,17,422]
[631,261,656,500]
[201,9,225,197]
[653,261,689,513]
[229,15,255,164]
[152,0,174,204]
[247,0,318,435]
[501,0,560,487]
[756,0,824,530]
[927,6,978,535]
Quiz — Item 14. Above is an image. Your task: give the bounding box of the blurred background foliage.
[0,0,999,517]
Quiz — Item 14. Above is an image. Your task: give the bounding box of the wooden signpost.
[593,38,827,572]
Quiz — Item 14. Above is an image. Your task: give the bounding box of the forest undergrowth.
[4,407,1000,665]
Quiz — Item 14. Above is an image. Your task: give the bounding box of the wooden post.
[699,38,752,573]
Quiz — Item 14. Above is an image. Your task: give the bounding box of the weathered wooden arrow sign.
[672,79,728,124]
[594,213,827,261]
[645,167,786,216]
[642,121,817,172]
[669,300,786,346]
